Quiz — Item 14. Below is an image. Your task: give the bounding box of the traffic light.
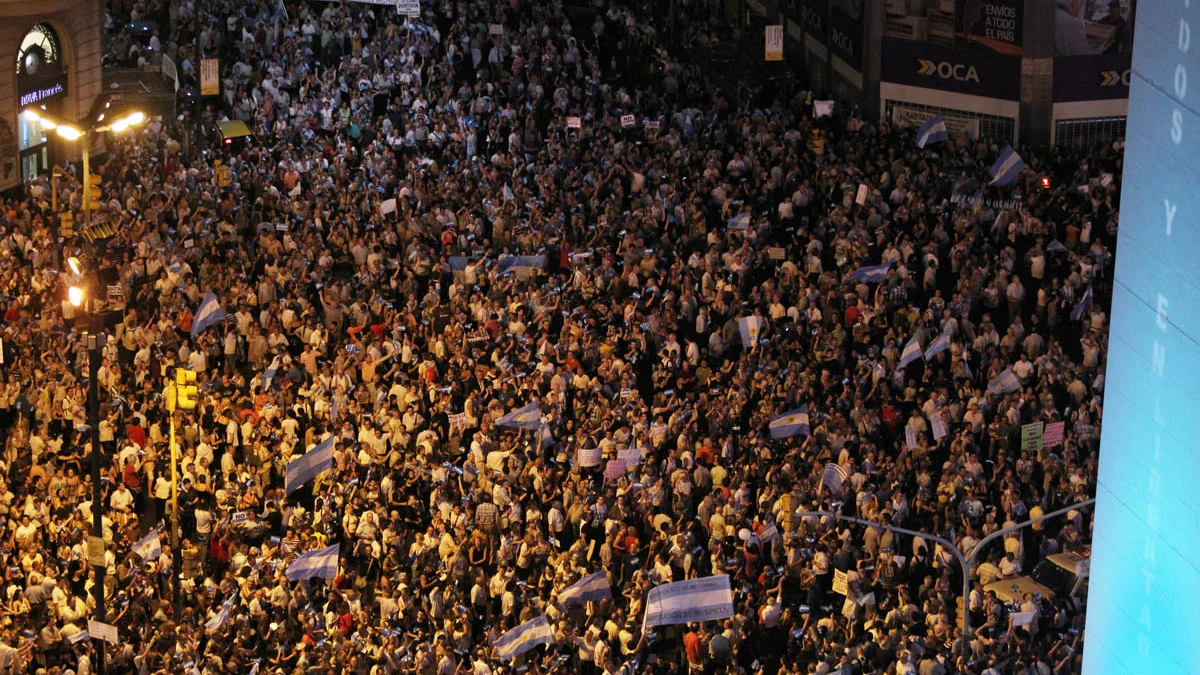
[165,383,177,412]
[85,174,102,211]
[59,211,74,237]
[175,369,198,411]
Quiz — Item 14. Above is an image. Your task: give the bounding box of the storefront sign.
[829,1,864,68]
[200,59,220,96]
[765,25,784,62]
[1053,53,1133,102]
[800,0,828,39]
[881,38,1020,99]
[18,76,67,107]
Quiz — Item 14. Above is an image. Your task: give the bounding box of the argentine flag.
[191,291,227,339]
[738,315,767,347]
[285,544,340,582]
[898,335,924,368]
[726,212,751,230]
[285,435,335,494]
[851,262,891,283]
[987,368,1022,395]
[989,146,1026,187]
[822,462,848,493]
[205,599,235,633]
[924,333,952,360]
[497,402,542,430]
[915,115,949,148]
[132,531,162,561]
[558,571,613,606]
[1070,285,1093,321]
[493,615,555,660]
[262,355,282,391]
[769,406,811,439]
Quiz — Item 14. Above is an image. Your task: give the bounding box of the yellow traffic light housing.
[175,369,198,410]
[85,174,102,211]
[59,211,74,237]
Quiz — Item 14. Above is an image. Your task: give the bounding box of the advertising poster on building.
[1054,0,1136,57]
[956,0,1023,54]
[885,0,1024,54]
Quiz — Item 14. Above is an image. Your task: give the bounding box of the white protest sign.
[489,23,504,37]
[1075,558,1090,579]
[577,447,602,467]
[397,0,420,18]
[931,415,947,441]
[1011,611,1036,627]
[855,184,869,206]
[616,447,643,466]
[380,198,397,215]
[832,569,848,595]
[566,116,582,130]
[88,620,119,645]
[905,425,918,451]
[620,114,635,128]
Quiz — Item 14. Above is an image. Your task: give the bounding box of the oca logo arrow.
[917,58,979,82]
[1099,69,1131,86]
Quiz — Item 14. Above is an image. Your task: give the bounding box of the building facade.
[740,0,1135,149]
[0,0,104,192]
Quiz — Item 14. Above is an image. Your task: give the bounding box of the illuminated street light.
[55,125,83,141]
[67,256,82,276]
[68,285,83,307]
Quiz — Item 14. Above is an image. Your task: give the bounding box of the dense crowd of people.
[0,0,1120,674]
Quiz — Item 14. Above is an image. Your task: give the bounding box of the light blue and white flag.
[769,406,810,439]
[191,291,227,339]
[899,335,924,368]
[924,333,952,360]
[1071,284,1093,321]
[643,575,735,630]
[851,262,892,283]
[285,544,340,582]
[262,355,282,391]
[330,395,340,422]
[132,530,162,561]
[493,615,555,660]
[503,184,515,202]
[558,571,613,606]
[987,368,1022,395]
[989,146,1026,187]
[497,402,542,430]
[205,599,235,632]
[496,255,547,272]
[285,436,335,494]
[738,315,767,347]
[726,212,751,230]
[822,462,848,493]
[915,115,950,148]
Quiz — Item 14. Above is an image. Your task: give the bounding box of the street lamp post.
[47,100,142,675]
[794,497,1095,657]
[86,324,106,675]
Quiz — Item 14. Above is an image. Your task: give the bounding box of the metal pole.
[170,409,182,618]
[87,324,106,675]
[795,497,1095,657]
[82,134,92,231]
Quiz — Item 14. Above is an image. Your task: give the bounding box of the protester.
[0,1,1112,674]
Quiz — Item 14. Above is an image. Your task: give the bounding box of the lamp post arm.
[967,498,1096,565]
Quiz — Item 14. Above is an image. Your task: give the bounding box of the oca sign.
[917,59,980,82]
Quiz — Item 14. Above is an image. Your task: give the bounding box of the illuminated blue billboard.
[1083,4,1200,675]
